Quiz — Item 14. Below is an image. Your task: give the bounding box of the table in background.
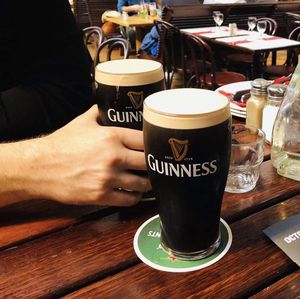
[103,15,158,50]
[182,26,300,78]
[0,143,300,297]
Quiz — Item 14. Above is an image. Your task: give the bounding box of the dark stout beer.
[95,59,165,130]
[143,89,231,260]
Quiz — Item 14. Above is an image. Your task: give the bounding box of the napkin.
[218,90,247,108]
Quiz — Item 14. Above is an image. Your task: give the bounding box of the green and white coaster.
[133,215,232,273]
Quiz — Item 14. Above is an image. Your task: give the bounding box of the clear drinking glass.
[225,124,265,193]
[213,11,223,31]
[248,16,257,32]
[139,0,148,18]
[257,20,267,38]
[215,12,224,31]
[149,2,157,17]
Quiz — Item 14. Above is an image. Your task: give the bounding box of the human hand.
[35,105,151,206]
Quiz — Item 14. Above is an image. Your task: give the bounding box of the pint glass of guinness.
[143,88,231,260]
[95,59,165,130]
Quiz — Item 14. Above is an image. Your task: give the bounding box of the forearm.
[121,4,140,13]
[0,137,51,207]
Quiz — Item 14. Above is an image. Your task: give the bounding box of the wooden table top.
[103,15,158,28]
[1,124,300,298]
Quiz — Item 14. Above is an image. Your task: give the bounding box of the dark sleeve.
[0,82,92,142]
[0,0,93,141]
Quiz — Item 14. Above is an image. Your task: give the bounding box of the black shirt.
[0,0,93,141]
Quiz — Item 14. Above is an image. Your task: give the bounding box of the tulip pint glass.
[143,89,231,260]
[95,59,165,130]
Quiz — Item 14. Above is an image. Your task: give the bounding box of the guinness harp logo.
[168,138,189,161]
[127,91,144,109]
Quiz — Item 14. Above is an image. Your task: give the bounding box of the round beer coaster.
[133,215,232,273]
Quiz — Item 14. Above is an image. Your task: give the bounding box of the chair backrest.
[83,26,105,52]
[161,5,174,23]
[84,0,109,26]
[82,26,105,86]
[286,25,300,66]
[154,19,181,89]
[139,5,174,59]
[285,12,300,36]
[289,25,300,41]
[257,17,277,36]
[95,37,129,66]
[181,31,218,90]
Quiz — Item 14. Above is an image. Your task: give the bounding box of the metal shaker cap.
[267,84,287,100]
[250,78,272,95]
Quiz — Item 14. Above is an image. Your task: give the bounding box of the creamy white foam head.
[143,88,231,129]
[95,59,164,86]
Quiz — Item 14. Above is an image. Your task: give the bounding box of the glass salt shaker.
[262,84,287,144]
[229,23,237,36]
[246,78,272,129]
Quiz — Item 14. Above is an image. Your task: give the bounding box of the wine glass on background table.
[257,20,267,38]
[248,16,257,40]
[212,11,220,30]
[213,11,224,32]
[248,17,257,32]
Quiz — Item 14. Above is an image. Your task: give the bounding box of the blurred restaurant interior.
[1,0,300,298]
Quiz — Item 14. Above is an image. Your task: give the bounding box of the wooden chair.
[73,0,90,29]
[225,17,278,79]
[182,32,246,90]
[95,37,129,65]
[285,12,300,36]
[83,26,105,52]
[154,19,183,89]
[138,5,174,61]
[82,26,105,83]
[262,26,300,79]
[84,37,128,102]
[138,7,177,89]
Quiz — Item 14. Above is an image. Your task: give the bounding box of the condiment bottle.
[262,84,287,144]
[246,78,271,129]
[229,23,237,36]
[271,64,300,181]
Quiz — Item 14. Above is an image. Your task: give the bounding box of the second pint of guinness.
[143,88,231,260]
[95,59,165,130]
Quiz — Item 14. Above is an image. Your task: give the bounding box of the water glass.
[139,0,148,18]
[225,124,265,193]
[247,16,257,32]
[149,2,157,17]
[213,11,224,31]
[257,20,267,37]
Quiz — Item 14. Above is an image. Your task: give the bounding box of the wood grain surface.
[0,160,299,298]
[63,196,300,299]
